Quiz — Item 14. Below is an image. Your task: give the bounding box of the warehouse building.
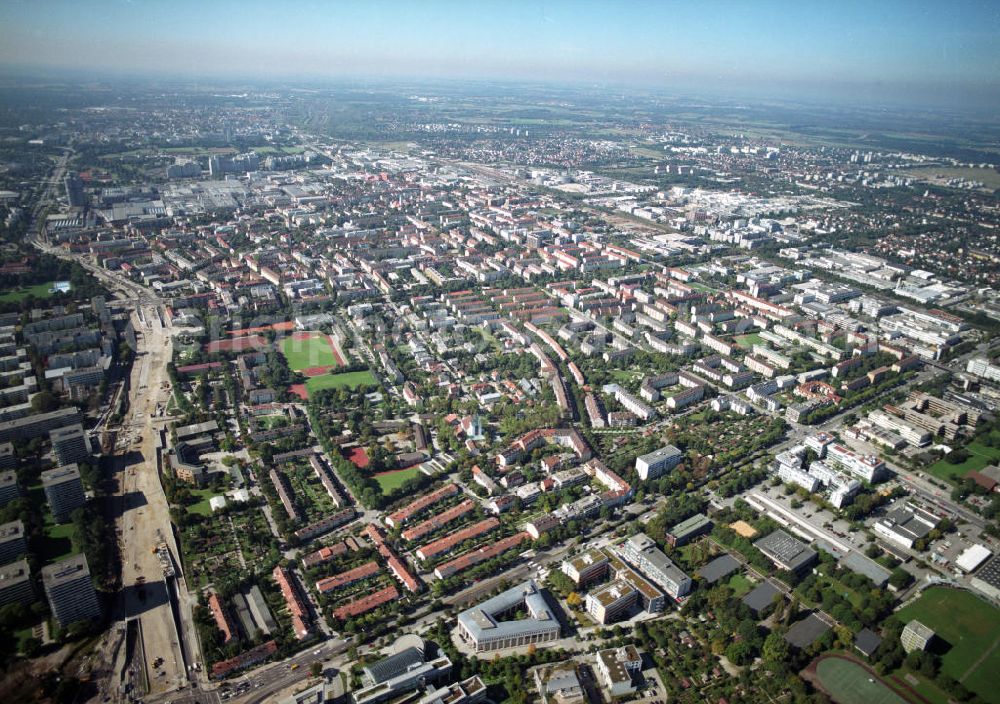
[754,530,817,574]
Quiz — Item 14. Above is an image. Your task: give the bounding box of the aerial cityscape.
[0,2,999,704]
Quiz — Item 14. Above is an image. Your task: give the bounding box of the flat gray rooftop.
[754,529,817,572]
[742,580,782,615]
[698,554,739,585]
[784,613,831,649]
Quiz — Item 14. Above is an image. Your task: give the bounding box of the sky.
[1,0,999,109]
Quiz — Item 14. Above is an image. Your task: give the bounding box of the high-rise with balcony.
[41,554,101,628]
[41,464,86,522]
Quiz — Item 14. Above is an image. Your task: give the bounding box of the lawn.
[476,327,502,354]
[0,281,60,303]
[161,146,233,155]
[14,626,39,654]
[899,165,1000,190]
[894,586,1000,703]
[186,488,219,517]
[926,441,1000,484]
[248,145,305,155]
[677,543,705,568]
[40,519,76,563]
[728,573,753,597]
[804,573,864,609]
[609,369,640,384]
[257,414,289,430]
[734,332,765,350]
[373,465,423,493]
[305,370,377,395]
[282,332,338,371]
[890,669,953,704]
[815,657,907,704]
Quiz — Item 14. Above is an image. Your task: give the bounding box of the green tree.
[888,567,913,590]
[725,640,755,666]
[31,391,59,413]
[762,632,789,665]
[21,636,42,657]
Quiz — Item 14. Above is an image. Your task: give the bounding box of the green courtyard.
[734,332,765,349]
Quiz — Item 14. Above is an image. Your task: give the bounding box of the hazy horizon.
[1,0,999,113]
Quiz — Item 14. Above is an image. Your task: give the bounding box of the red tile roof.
[401,499,475,542]
[385,483,459,527]
[272,565,310,639]
[207,592,234,643]
[416,518,500,561]
[315,560,380,593]
[332,585,399,620]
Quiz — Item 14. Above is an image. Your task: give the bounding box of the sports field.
[894,587,1000,703]
[374,466,423,493]
[282,331,341,372]
[306,370,376,394]
[815,657,907,704]
[926,441,1000,484]
[290,370,378,400]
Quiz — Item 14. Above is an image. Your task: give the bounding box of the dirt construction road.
[115,306,195,697]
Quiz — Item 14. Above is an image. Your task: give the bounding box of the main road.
[29,146,73,238]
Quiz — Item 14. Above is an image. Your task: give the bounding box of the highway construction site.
[77,288,206,703]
